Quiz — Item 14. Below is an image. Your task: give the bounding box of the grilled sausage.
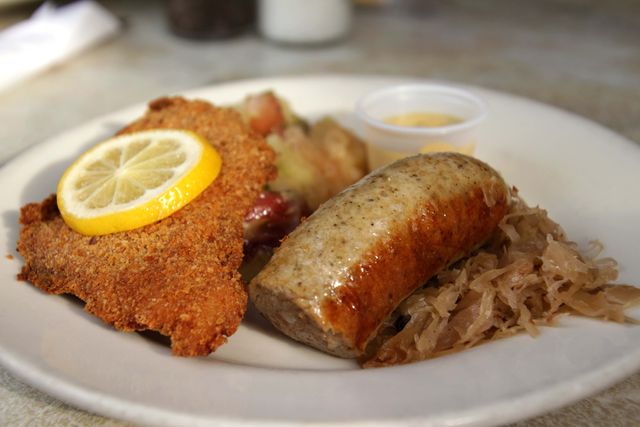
[249,153,510,358]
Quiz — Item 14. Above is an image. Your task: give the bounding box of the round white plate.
[1,75,639,426]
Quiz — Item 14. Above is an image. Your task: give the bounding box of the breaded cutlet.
[17,97,276,356]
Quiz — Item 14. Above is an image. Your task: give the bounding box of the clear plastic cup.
[355,83,487,169]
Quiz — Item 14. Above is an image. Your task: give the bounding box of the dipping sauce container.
[355,83,487,169]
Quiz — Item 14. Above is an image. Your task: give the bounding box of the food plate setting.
[1,75,639,426]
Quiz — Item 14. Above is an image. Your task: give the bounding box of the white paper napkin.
[0,0,121,93]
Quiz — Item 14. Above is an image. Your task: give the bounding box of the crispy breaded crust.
[17,97,276,356]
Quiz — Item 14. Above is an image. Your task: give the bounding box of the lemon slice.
[57,129,222,236]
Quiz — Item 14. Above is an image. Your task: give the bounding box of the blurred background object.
[258,0,352,45]
[0,0,120,93]
[167,0,255,40]
[0,0,39,9]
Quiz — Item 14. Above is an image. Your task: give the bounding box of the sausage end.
[250,282,360,358]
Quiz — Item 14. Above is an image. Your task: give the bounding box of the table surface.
[1,0,639,425]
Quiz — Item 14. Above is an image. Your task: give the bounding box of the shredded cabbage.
[363,189,640,368]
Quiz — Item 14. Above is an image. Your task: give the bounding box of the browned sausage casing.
[250,153,510,358]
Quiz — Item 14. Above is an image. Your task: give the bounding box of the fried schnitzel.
[17,97,276,356]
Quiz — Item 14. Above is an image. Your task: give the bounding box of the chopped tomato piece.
[244,190,309,253]
[246,92,285,136]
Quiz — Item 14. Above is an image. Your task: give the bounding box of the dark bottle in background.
[167,0,256,40]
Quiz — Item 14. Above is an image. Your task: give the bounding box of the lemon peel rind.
[57,130,222,236]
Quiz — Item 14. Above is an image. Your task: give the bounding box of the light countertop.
[1,0,639,425]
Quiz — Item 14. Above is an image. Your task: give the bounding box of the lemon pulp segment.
[57,129,221,236]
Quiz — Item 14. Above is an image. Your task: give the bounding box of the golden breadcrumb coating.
[17,97,276,356]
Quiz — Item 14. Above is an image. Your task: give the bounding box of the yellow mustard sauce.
[384,112,463,127]
[366,112,475,170]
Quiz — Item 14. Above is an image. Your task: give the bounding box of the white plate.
[1,75,639,426]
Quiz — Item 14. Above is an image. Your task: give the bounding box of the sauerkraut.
[363,189,640,367]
